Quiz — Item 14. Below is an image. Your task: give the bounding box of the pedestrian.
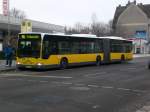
[3,44,14,67]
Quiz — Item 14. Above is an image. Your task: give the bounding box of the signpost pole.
[3,0,10,45]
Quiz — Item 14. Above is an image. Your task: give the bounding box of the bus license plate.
[26,66,32,68]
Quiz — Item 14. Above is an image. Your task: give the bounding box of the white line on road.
[16,79,24,81]
[101,86,114,89]
[22,75,73,79]
[127,67,137,70]
[75,83,85,86]
[132,89,147,93]
[7,79,17,81]
[27,80,37,82]
[85,72,107,77]
[96,85,146,93]
[0,73,72,79]
[92,105,101,109]
[117,88,131,91]
[39,81,49,83]
[62,82,73,85]
[0,76,9,78]
[88,85,99,88]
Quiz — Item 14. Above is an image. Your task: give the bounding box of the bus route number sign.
[20,35,40,39]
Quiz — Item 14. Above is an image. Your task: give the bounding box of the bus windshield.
[17,34,41,58]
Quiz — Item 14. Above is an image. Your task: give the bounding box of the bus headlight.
[17,62,21,65]
[37,63,42,66]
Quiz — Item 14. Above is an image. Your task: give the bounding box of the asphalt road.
[0,57,150,112]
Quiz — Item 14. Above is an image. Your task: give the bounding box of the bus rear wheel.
[60,58,68,69]
[121,55,125,63]
[148,62,150,69]
[96,56,101,66]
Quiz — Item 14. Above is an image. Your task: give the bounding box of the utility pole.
[7,0,10,44]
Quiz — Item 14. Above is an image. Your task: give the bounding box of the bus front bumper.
[16,64,59,69]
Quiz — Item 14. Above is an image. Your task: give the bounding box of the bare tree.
[91,22,110,36]
[4,8,26,48]
[108,20,113,35]
[65,23,91,34]
[9,8,26,19]
[91,13,98,24]
[91,13,111,36]
[65,13,112,36]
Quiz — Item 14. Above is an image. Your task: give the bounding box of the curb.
[0,67,16,72]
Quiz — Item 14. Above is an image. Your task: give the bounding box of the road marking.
[127,67,137,70]
[23,75,73,79]
[27,80,37,82]
[88,85,99,88]
[0,75,147,94]
[132,89,146,93]
[117,88,131,91]
[101,86,114,89]
[62,82,73,85]
[39,81,49,83]
[85,72,107,77]
[0,73,72,79]
[7,79,17,81]
[92,105,101,109]
[16,79,24,81]
[0,76,9,78]
[75,83,85,86]
[70,86,90,91]
[94,85,146,93]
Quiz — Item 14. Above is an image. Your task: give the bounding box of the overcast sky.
[0,0,150,26]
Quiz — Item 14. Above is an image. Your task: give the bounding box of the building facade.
[113,1,150,53]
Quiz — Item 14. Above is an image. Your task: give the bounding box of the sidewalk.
[133,54,150,58]
[0,60,16,72]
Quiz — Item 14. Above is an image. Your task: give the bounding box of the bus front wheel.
[60,58,68,69]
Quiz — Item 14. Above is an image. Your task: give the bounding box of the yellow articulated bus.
[16,32,133,69]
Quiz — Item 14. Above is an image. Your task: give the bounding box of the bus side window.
[125,45,132,53]
[94,40,102,53]
[43,40,58,58]
[71,42,80,54]
[51,42,57,54]
[80,41,87,54]
[58,41,70,54]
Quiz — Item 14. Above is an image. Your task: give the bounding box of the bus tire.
[148,64,150,69]
[96,56,101,66]
[148,61,150,69]
[60,58,68,69]
[121,55,125,63]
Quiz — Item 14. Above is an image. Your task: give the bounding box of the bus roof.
[19,32,131,41]
[99,36,127,40]
[19,32,98,38]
